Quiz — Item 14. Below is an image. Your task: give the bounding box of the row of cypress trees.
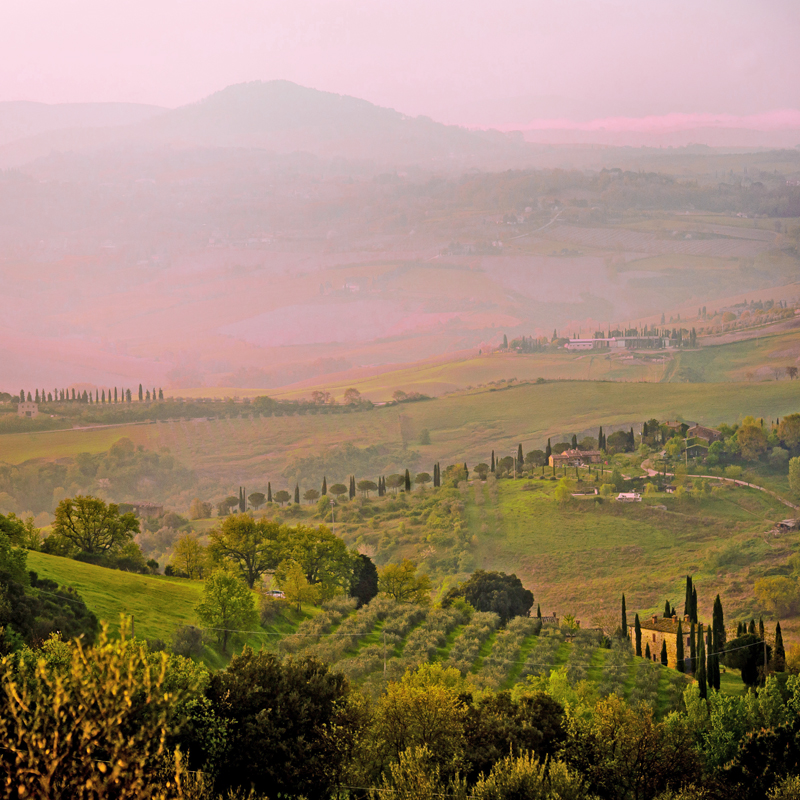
[19,385,164,404]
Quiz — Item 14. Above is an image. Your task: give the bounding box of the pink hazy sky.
[2,0,798,127]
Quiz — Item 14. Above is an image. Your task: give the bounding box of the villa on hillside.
[549,448,604,467]
[628,613,695,669]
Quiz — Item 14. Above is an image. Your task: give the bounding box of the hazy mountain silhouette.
[0,81,533,169]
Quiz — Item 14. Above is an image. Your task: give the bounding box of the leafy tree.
[778,414,800,450]
[738,418,768,461]
[275,559,320,611]
[755,576,800,616]
[357,479,377,497]
[789,457,800,498]
[474,463,490,480]
[283,524,355,597]
[525,450,546,467]
[185,648,354,799]
[349,553,379,608]
[188,497,212,519]
[0,629,187,799]
[329,482,348,499]
[171,534,207,579]
[248,491,266,510]
[414,472,431,489]
[445,570,533,625]
[379,560,432,605]
[304,488,320,503]
[725,634,770,687]
[208,514,281,588]
[274,490,291,506]
[343,387,361,404]
[195,569,257,652]
[53,495,139,555]
[634,614,642,656]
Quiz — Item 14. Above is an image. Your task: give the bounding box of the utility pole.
[330,498,336,537]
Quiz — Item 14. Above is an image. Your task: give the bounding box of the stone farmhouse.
[686,424,722,444]
[548,449,604,467]
[628,613,696,669]
[17,402,38,418]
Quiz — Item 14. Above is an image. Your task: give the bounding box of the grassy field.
[3,381,798,499]
[26,550,309,668]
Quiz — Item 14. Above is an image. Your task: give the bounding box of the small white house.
[617,492,642,502]
[266,589,286,599]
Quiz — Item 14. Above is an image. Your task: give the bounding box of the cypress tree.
[95,389,99,402]
[684,575,693,617]
[491,451,495,472]
[598,426,604,451]
[689,622,696,673]
[621,594,627,635]
[676,620,685,673]
[537,604,542,619]
[691,586,698,623]
[34,389,39,402]
[321,476,327,496]
[294,484,300,504]
[114,387,118,403]
[27,392,32,402]
[138,384,143,402]
[645,643,651,660]
[349,476,356,500]
[404,469,411,492]
[643,421,649,438]
[571,434,577,449]
[159,388,163,400]
[660,639,668,666]
[634,614,642,656]
[697,625,707,699]
[748,618,756,635]
[126,389,131,402]
[545,438,552,460]
[759,617,765,641]
[463,462,469,480]
[267,482,272,503]
[101,389,105,403]
[629,426,635,447]
[712,594,726,651]
[517,443,524,465]
[664,599,671,618]
[776,622,785,671]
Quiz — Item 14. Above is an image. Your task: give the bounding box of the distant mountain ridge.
[0,81,534,170]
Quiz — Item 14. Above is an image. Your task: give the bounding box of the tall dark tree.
[294,484,300,504]
[114,387,118,403]
[660,639,668,666]
[267,482,272,503]
[775,622,785,671]
[545,438,552,460]
[570,434,577,449]
[463,462,469,480]
[664,599,671,618]
[759,617,765,641]
[684,575,693,617]
[691,586,698,623]
[645,643,651,660]
[443,570,533,625]
[491,451,495,472]
[696,625,707,699]
[748,618,756,635]
[517,443,524,465]
[138,384,143,402]
[404,469,411,492]
[643,421,649,438]
[158,388,164,400]
[536,603,542,619]
[634,614,642,656]
[689,622,697,673]
[712,594,726,652]
[621,594,627,634]
[349,554,379,608]
[676,619,685,673]
[349,476,355,500]
[321,476,327,496]
[598,426,605,451]
[629,427,635,447]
